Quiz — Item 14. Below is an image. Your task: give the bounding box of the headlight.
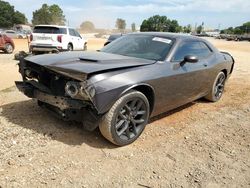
[86,85,96,98]
[65,81,95,99]
[65,82,79,97]
[80,81,95,98]
[24,69,34,78]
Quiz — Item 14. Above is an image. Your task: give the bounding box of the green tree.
[220,22,250,35]
[0,0,27,28]
[140,15,181,33]
[131,23,136,32]
[234,27,244,35]
[196,25,203,34]
[140,15,168,32]
[242,22,250,33]
[169,20,179,32]
[183,24,192,33]
[80,21,95,32]
[13,10,27,25]
[49,4,66,25]
[115,18,126,32]
[32,4,65,25]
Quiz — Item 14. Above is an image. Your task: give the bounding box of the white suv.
[30,25,87,53]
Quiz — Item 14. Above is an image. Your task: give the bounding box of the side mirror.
[184,55,198,63]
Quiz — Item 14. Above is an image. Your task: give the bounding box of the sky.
[7,0,250,30]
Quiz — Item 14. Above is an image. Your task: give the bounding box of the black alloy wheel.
[205,71,226,102]
[99,90,150,146]
[115,97,147,141]
[214,73,226,100]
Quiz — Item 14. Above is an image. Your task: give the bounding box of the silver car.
[2,30,27,39]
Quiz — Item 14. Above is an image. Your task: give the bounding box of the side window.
[172,41,212,62]
[69,29,75,36]
[74,30,82,38]
[198,42,212,58]
[59,28,67,34]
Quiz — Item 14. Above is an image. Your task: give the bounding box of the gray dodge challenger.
[16,32,234,146]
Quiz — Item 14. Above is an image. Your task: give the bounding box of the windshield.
[108,34,122,41]
[101,35,174,61]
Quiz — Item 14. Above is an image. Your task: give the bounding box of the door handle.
[203,63,208,67]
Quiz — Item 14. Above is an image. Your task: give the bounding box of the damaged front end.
[16,58,101,131]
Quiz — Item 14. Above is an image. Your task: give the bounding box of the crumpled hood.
[25,51,156,80]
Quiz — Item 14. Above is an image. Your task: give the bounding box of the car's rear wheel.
[4,43,14,54]
[67,43,73,51]
[205,72,226,102]
[99,90,150,146]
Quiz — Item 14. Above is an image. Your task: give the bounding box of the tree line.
[221,22,250,35]
[1,0,249,36]
[0,0,27,28]
[0,1,65,28]
[0,1,203,34]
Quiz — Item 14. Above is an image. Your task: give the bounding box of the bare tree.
[116,18,126,32]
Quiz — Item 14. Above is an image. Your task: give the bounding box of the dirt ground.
[0,38,249,187]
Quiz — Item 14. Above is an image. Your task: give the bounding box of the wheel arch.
[120,84,155,115]
[221,69,227,78]
[68,42,73,49]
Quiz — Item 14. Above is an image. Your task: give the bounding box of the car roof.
[34,25,72,29]
[4,30,16,32]
[128,32,201,41]
[127,32,218,54]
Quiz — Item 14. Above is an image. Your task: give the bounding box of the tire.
[83,43,87,51]
[99,90,150,146]
[4,43,14,54]
[67,43,73,51]
[205,72,226,102]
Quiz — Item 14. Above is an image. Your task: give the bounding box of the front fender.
[92,83,154,115]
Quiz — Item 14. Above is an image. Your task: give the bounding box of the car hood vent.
[79,58,98,62]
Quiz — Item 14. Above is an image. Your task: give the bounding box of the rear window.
[33,26,67,34]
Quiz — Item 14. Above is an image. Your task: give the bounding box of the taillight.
[57,35,62,43]
[30,34,33,41]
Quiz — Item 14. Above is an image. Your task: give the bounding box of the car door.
[73,30,84,50]
[157,40,213,112]
[68,28,78,50]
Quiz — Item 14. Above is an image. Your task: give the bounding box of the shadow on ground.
[0,99,199,149]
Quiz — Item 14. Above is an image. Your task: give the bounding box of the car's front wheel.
[205,71,226,102]
[4,43,14,54]
[83,43,87,51]
[99,90,150,146]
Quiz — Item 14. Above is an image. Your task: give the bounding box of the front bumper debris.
[15,81,85,110]
[15,81,100,131]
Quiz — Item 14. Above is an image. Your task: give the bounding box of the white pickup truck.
[30,25,87,54]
